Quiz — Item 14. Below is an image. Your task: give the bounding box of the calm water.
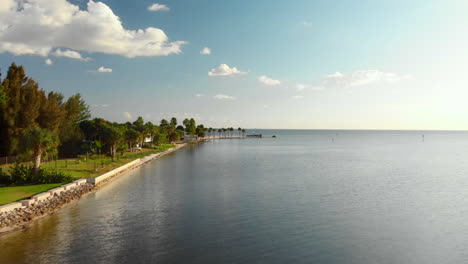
[2,130,468,264]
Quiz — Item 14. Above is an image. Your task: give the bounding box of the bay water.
[2,130,468,263]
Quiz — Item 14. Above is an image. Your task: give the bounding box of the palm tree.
[242,129,246,138]
[21,127,59,171]
[238,127,241,137]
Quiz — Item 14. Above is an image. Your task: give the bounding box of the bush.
[6,165,73,186]
[9,165,31,185]
[36,168,74,184]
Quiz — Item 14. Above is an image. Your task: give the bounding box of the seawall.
[0,143,186,236]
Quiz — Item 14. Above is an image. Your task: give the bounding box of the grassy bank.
[0,144,175,205]
[0,183,63,205]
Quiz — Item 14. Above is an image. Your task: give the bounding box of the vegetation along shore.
[0,62,247,230]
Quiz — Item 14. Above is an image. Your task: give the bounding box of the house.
[182,133,198,142]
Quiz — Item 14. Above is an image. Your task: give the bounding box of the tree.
[20,127,59,171]
[196,125,206,137]
[0,71,7,106]
[238,127,241,137]
[170,117,177,127]
[125,129,141,150]
[37,91,65,133]
[0,63,44,156]
[242,129,246,137]
[101,124,123,160]
[59,94,90,157]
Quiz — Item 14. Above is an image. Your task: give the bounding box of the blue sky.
[1,0,468,129]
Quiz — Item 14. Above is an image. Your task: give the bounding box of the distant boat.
[246,134,262,138]
[272,135,276,138]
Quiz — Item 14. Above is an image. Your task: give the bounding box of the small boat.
[272,135,276,138]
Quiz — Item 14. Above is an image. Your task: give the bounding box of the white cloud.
[123,112,133,120]
[195,94,204,97]
[45,58,53,65]
[208,64,245,77]
[147,3,170,12]
[292,95,304,99]
[52,49,91,61]
[324,70,410,87]
[296,83,324,91]
[296,84,306,91]
[303,21,312,27]
[0,0,186,58]
[91,66,112,73]
[200,47,211,55]
[214,94,236,100]
[258,75,281,86]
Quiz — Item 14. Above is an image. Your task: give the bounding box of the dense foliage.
[0,165,73,186]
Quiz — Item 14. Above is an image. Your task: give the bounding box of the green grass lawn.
[0,183,63,205]
[0,144,175,205]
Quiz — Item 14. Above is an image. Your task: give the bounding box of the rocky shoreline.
[0,144,187,236]
[0,183,95,235]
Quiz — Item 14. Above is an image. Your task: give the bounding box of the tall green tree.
[0,70,7,106]
[101,124,123,160]
[0,63,44,156]
[170,117,177,127]
[125,129,141,150]
[59,94,90,157]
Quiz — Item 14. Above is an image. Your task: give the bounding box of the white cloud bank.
[208,64,245,77]
[258,75,281,86]
[0,0,186,58]
[324,70,411,87]
[91,66,112,73]
[200,47,211,55]
[214,94,236,100]
[52,49,91,61]
[147,3,170,12]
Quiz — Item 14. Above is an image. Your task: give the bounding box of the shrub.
[9,165,31,185]
[6,166,73,185]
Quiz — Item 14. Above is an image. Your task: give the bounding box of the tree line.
[0,63,208,171]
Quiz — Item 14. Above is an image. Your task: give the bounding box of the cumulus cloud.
[0,0,186,58]
[258,75,281,86]
[91,66,112,73]
[208,64,245,77]
[45,58,53,65]
[200,47,211,55]
[214,94,236,100]
[324,70,410,87]
[148,3,170,12]
[51,49,91,61]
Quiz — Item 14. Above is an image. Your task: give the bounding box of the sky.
[1,0,468,130]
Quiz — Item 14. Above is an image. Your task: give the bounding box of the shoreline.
[0,143,187,237]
